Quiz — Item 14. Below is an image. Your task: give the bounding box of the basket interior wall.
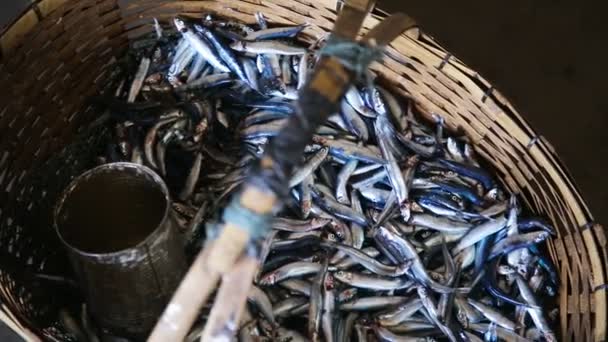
[0,0,604,340]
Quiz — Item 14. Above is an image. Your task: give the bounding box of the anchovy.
[409,214,472,235]
[467,323,530,342]
[321,275,336,342]
[454,296,483,326]
[289,147,329,187]
[241,118,288,140]
[309,260,328,341]
[241,57,259,90]
[423,232,466,249]
[377,298,424,327]
[379,87,407,130]
[247,285,275,325]
[373,325,434,342]
[514,275,557,342]
[352,169,388,189]
[259,261,322,285]
[338,312,358,342]
[144,115,180,169]
[452,216,507,253]
[231,40,306,55]
[311,187,368,226]
[174,18,230,72]
[334,270,412,291]
[336,159,358,204]
[300,175,314,218]
[454,245,475,269]
[386,321,438,334]
[297,52,310,90]
[272,217,330,232]
[341,100,369,141]
[488,231,551,259]
[185,54,207,84]
[177,72,233,91]
[373,227,469,294]
[416,286,459,341]
[352,163,384,176]
[313,136,385,164]
[436,159,494,190]
[349,189,365,249]
[128,57,151,102]
[339,296,409,311]
[376,115,409,218]
[194,25,248,83]
[273,297,308,317]
[243,109,290,127]
[467,298,517,330]
[333,246,380,269]
[417,196,482,220]
[179,152,203,201]
[359,187,391,207]
[518,217,556,236]
[345,87,376,118]
[279,279,312,296]
[245,24,307,41]
[483,256,532,308]
[281,56,293,85]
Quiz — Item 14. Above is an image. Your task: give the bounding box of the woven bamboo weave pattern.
[0,0,603,340]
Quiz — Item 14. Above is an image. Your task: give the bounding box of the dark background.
[1,0,606,340]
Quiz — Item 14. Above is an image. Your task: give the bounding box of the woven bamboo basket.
[0,0,604,341]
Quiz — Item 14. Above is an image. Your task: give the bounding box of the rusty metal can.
[54,162,186,339]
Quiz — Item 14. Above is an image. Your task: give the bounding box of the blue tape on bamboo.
[222,195,271,239]
[319,36,383,83]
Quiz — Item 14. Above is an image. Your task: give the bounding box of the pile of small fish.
[93,14,559,342]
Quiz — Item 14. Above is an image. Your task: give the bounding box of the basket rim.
[0,0,603,341]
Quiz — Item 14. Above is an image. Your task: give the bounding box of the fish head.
[456,308,468,326]
[484,188,500,201]
[416,285,430,298]
[311,135,328,145]
[545,284,557,296]
[497,264,516,276]
[399,202,411,222]
[326,233,338,242]
[338,288,357,302]
[410,201,423,212]
[301,201,312,217]
[173,17,187,32]
[230,41,247,52]
[192,24,207,34]
[444,170,458,179]
[333,270,353,282]
[328,221,346,239]
[324,273,335,289]
[258,272,277,286]
[535,231,551,242]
